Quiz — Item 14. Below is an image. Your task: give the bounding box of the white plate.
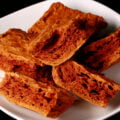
[0,0,120,120]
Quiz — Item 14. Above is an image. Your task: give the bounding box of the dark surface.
[0,0,120,120]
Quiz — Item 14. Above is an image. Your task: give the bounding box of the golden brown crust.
[28,2,107,66]
[0,29,55,85]
[0,72,74,118]
[0,50,37,77]
[0,50,54,85]
[0,28,44,66]
[0,28,28,55]
[79,28,120,72]
[28,2,83,39]
[52,60,120,107]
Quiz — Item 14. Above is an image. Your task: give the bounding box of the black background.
[0,0,120,120]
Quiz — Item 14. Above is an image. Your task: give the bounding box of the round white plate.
[0,0,120,120]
